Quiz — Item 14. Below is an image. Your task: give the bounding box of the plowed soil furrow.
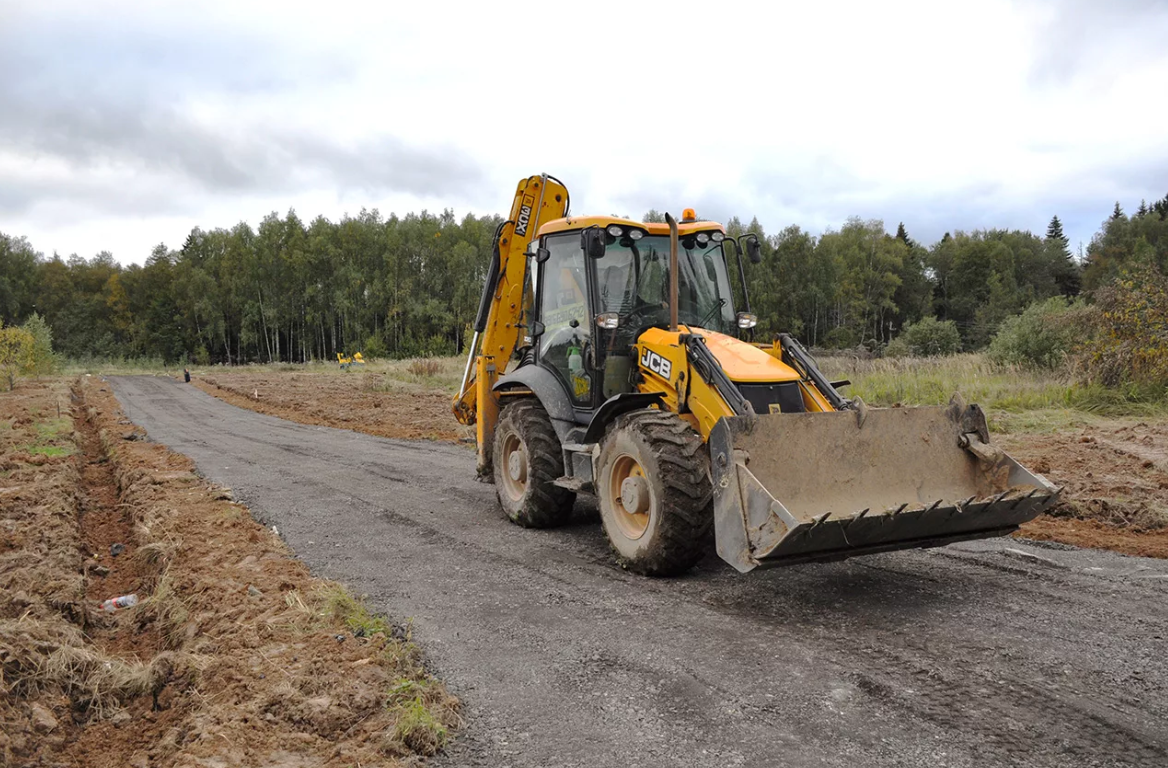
[73,402,155,659]
[109,375,1168,768]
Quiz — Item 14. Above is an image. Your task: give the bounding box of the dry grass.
[0,621,158,717]
[817,352,1168,433]
[138,568,190,649]
[406,357,443,378]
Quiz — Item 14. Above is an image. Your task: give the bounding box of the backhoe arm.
[453,174,569,474]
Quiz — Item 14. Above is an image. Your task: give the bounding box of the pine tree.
[1137,200,1149,217]
[1045,216,1078,296]
[895,222,916,249]
[1153,194,1168,221]
[1045,216,1067,245]
[1111,202,1124,220]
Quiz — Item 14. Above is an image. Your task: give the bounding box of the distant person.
[183,368,191,383]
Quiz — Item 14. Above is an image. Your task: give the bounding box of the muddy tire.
[492,399,576,528]
[596,410,713,576]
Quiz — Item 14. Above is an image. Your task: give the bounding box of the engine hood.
[697,330,802,383]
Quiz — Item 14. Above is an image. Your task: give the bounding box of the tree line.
[2,194,1167,365]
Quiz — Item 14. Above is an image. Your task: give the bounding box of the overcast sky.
[3,0,1167,264]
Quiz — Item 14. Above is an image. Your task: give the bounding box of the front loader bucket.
[709,403,1059,572]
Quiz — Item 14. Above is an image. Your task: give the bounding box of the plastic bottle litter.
[100,594,139,612]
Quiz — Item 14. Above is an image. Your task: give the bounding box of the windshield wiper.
[696,298,726,330]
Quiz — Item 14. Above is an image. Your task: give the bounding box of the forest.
[2,195,1167,366]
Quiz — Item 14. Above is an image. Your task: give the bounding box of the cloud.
[0,5,486,220]
[1023,0,1168,86]
[2,0,1168,263]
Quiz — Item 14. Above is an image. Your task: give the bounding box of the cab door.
[536,233,594,407]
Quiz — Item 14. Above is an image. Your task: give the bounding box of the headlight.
[596,312,620,330]
[607,224,623,237]
[711,231,725,242]
[736,312,758,329]
[696,232,710,245]
[628,229,644,240]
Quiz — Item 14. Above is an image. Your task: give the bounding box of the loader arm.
[453,174,570,474]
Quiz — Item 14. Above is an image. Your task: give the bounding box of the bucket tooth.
[1010,488,1040,510]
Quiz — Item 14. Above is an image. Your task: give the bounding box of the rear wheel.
[596,410,713,576]
[492,399,576,528]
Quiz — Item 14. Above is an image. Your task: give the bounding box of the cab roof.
[536,215,726,238]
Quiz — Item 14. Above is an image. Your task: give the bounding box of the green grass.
[388,691,450,756]
[10,412,75,456]
[61,356,169,375]
[368,356,464,395]
[69,354,469,395]
[20,445,72,457]
[316,583,396,638]
[817,353,1168,433]
[35,416,72,441]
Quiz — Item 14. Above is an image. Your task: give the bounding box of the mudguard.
[493,365,577,442]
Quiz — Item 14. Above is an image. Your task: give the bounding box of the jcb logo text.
[515,203,533,236]
[640,349,672,380]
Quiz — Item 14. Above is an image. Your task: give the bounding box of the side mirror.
[582,228,606,259]
[736,312,758,330]
[744,236,762,265]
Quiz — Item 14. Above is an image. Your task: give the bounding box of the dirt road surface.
[109,376,1168,768]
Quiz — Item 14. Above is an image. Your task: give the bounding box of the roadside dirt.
[1006,422,1168,558]
[194,370,470,443]
[0,378,458,767]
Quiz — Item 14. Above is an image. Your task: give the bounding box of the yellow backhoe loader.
[453,174,1059,575]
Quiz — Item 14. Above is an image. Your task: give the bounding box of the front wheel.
[492,399,576,528]
[596,410,713,576]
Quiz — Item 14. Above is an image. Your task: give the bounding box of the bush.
[0,321,36,390]
[987,297,1085,369]
[897,317,962,356]
[822,327,858,349]
[363,333,388,361]
[1079,262,1168,386]
[883,337,911,358]
[20,313,57,377]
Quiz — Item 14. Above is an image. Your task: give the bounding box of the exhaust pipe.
[666,212,679,332]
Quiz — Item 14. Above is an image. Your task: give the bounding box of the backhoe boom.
[452,174,569,474]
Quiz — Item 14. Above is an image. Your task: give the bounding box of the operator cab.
[524,213,756,414]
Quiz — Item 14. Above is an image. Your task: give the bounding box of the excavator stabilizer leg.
[709,404,1059,572]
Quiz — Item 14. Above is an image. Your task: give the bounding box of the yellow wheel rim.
[500,432,528,503]
[609,454,651,540]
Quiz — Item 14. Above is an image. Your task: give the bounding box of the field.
[152,351,1168,560]
[0,378,457,766]
[15,356,1167,766]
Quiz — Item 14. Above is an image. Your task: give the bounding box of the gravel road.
[109,375,1168,768]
